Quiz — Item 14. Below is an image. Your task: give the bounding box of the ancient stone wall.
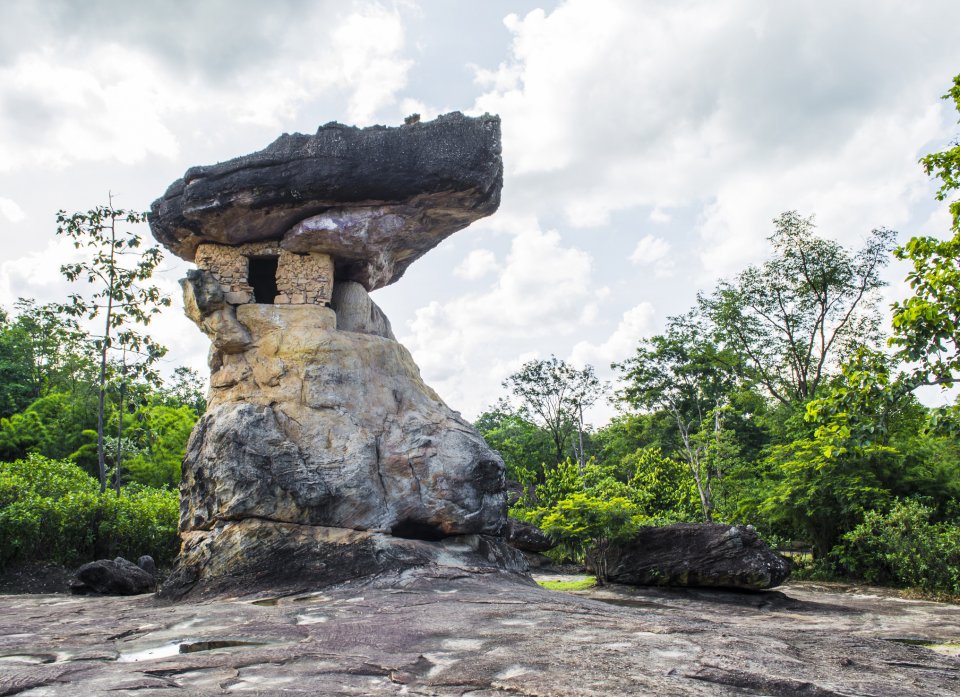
[194,242,333,305]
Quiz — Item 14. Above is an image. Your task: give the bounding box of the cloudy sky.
[1,0,958,425]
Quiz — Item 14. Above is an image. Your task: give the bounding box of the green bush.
[832,499,960,594]
[0,454,179,569]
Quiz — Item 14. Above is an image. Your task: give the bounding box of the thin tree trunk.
[114,350,126,497]
[576,402,586,472]
[96,212,117,494]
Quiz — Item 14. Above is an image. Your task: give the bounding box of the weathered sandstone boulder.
[150,112,502,290]
[604,523,792,590]
[150,114,519,598]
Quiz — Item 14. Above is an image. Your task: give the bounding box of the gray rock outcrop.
[604,523,792,590]
[149,114,520,599]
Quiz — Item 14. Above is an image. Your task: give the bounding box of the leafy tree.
[0,312,34,418]
[503,356,605,468]
[758,348,911,557]
[56,199,170,493]
[622,447,701,521]
[890,74,960,389]
[700,211,896,406]
[160,366,207,415]
[9,299,86,400]
[536,493,642,584]
[615,314,744,521]
[475,400,555,489]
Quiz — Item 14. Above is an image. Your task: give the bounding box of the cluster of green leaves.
[0,298,203,488]
[0,455,179,569]
[508,453,702,582]
[833,499,960,594]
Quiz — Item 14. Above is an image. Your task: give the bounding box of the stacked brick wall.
[194,242,333,305]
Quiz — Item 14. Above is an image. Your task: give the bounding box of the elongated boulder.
[603,523,792,590]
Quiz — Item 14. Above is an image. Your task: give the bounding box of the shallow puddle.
[117,639,266,662]
[0,653,58,664]
[116,641,183,663]
[592,597,664,610]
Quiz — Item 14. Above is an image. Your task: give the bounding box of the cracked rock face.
[154,114,514,598]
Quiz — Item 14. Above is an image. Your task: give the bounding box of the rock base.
[158,520,530,600]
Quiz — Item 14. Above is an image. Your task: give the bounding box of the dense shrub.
[0,454,179,569]
[832,499,960,594]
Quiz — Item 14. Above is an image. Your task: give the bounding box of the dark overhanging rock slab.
[149,112,502,290]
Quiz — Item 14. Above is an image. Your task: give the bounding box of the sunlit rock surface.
[3,578,959,695]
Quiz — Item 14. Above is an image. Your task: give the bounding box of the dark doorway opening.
[248,256,279,304]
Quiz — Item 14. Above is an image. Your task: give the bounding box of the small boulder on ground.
[506,519,554,553]
[70,557,156,596]
[603,523,791,590]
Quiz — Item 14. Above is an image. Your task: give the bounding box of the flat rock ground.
[1,574,959,696]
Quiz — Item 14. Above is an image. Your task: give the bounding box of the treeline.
[0,300,204,489]
[0,202,202,569]
[476,74,960,592]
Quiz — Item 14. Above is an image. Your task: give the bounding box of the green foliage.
[918,73,960,232]
[536,576,597,591]
[534,493,643,584]
[474,402,555,486]
[624,447,701,521]
[758,348,909,557]
[121,402,197,488]
[833,499,960,594]
[0,454,179,569]
[700,211,895,405]
[890,74,960,390]
[615,315,758,521]
[502,356,605,467]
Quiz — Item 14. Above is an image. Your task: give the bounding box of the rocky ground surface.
[1,574,959,696]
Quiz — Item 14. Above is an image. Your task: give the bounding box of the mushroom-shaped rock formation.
[150,113,526,599]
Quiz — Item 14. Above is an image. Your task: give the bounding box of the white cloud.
[629,234,674,278]
[630,234,670,264]
[0,197,25,223]
[454,249,498,280]
[472,0,960,279]
[570,302,656,369]
[399,221,598,415]
[0,3,412,172]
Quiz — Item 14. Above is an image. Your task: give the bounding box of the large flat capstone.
[149,112,502,290]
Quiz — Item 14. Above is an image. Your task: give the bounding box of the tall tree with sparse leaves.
[700,211,896,406]
[56,198,170,494]
[503,356,605,469]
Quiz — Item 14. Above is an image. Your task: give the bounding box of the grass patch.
[537,577,597,591]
